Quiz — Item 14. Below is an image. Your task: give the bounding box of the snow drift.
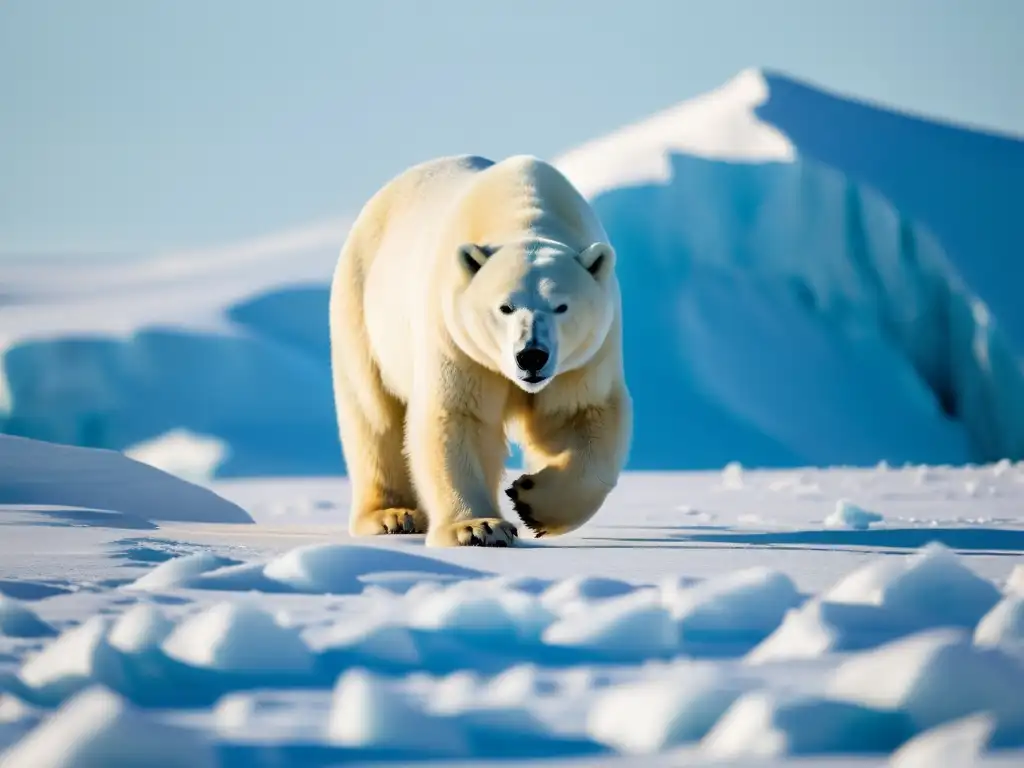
[2,69,1023,475]
[0,433,251,524]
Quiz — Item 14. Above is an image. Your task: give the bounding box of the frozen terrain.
[2,436,1024,765]
[3,69,1023,477]
[3,65,1024,764]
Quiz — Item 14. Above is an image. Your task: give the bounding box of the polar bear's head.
[447,238,617,393]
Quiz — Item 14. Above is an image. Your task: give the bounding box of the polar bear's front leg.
[507,386,632,537]
[408,401,519,548]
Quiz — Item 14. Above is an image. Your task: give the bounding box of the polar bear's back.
[351,154,493,300]
[332,155,493,400]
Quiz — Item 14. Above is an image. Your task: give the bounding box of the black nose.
[515,346,549,372]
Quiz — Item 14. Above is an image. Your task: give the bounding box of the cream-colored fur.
[329,154,632,547]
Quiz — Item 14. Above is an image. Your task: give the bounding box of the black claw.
[535,530,547,538]
[511,525,519,537]
[481,521,492,534]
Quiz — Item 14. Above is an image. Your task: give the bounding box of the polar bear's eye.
[499,304,515,315]
[554,304,569,314]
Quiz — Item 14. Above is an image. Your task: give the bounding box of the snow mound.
[129,551,241,591]
[586,665,753,753]
[0,597,56,638]
[825,542,1001,628]
[542,591,677,659]
[262,543,484,595]
[161,601,314,675]
[123,428,229,483]
[825,498,884,530]
[328,668,468,755]
[827,628,1024,732]
[0,686,216,768]
[410,581,555,642]
[17,617,126,706]
[0,434,251,523]
[700,690,913,758]
[746,598,920,664]
[749,598,925,663]
[974,596,1024,648]
[889,714,997,768]
[539,576,635,609]
[107,604,175,655]
[0,694,38,725]
[664,566,800,643]
[314,617,421,667]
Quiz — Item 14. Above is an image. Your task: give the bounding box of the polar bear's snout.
[507,308,557,390]
[515,345,549,374]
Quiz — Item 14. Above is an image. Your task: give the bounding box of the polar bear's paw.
[428,518,519,547]
[506,470,607,537]
[505,475,551,537]
[351,507,428,535]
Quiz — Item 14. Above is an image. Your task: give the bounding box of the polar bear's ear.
[458,243,492,276]
[577,242,615,280]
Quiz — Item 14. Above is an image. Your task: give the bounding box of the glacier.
[2,68,1023,475]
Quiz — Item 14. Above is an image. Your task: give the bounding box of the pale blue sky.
[1,0,1021,254]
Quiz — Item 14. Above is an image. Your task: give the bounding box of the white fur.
[329,154,632,546]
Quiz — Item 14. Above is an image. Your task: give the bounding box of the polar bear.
[329,154,632,547]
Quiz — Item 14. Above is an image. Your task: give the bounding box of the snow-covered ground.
[2,435,1024,766]
[3,66,1024,765]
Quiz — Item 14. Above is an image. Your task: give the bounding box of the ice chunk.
[824,542,1001,629]
[889,714,997,768]
[700,690,912,757]
[543,590,677,658]
[128,552,240,591]
[0,596,56,638]
[409,581,555,641]
[746,599,921,664]
[328,668,468,755]
[161,601,314,675]
[974,596,1024,647]
[665,567,800,641]
[827,628,1024,731]
[586,665,753,753]
[18,617,126,705]
[825,498,884,530]
[262,543,482,595]
[1006,564,1024,596]
[720,461,745,490]
[108,604,175,655]
[0,686,216,768]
